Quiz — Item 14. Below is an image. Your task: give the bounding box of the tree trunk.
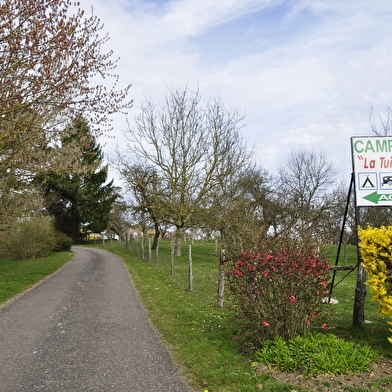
[151,222,160,250]
[175,226,184,256]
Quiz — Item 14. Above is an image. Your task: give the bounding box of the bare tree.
[370,105,392,136]
[116,162,166,250]
[121,86,252,255]
[277,149,340,242]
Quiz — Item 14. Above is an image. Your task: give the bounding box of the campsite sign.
[351,136,392,206]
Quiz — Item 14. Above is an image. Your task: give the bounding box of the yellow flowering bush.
[358,225,392,343]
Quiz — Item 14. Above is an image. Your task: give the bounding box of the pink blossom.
[289,295,297,304]
[263,321,269,326]
[321,323,328,329]
[247,264,256,271]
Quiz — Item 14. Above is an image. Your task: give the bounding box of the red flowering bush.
[227,246,331,342]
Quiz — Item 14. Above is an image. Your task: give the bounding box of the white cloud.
[83,0,392,182]
[162,0,277,36]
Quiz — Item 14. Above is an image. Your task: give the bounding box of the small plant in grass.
[256,333,379,376]
[226,243,331,342]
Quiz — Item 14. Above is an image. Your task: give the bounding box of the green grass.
[0,251,72,304]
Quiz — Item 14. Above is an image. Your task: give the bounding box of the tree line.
[115,86,346,258]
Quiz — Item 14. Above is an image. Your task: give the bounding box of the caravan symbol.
[383,176,392,186]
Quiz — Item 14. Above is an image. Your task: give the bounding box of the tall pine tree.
[37,116,118,242]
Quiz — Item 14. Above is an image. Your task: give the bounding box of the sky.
[83,0,392,185]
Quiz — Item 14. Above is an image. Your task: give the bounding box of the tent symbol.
[362,176,374,188]
[358,173,377,190]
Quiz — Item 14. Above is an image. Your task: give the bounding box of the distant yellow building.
[86,233,103,240]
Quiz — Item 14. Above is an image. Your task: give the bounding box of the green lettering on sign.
[353,139,392,153]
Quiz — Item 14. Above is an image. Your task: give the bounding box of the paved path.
[0,247,191,391]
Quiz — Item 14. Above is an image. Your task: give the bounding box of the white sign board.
[351,136,392,206]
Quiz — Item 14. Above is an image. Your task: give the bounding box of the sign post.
[351,136,392,326]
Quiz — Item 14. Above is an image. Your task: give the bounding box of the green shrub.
[256,333,379,376]
[53,231,73,251]
[0,216,56,260]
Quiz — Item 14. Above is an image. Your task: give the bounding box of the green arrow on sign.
[363,191,392,204]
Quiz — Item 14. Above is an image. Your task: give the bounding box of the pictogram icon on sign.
[358,173,377,190]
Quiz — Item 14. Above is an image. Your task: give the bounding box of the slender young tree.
[116,162,165,250]
[107,198,133,240]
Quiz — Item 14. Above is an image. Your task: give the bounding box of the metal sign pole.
[352,204,367,327]
[328,173,354,300]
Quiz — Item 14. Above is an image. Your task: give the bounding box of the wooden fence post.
[217,248,225,307]
[170,240,175,277]
[188,244,193,292]
[155,238,159,265]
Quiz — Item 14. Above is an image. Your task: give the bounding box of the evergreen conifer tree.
[37,116,118,242]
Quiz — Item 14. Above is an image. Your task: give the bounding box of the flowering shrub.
[226,247,331,342]
[358,225,392,343]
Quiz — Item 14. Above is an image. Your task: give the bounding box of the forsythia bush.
[358,225,392,343]
[226,246,331,342]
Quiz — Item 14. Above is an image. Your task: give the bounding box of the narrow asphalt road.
[0,247,191,391]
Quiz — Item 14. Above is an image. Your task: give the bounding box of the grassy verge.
[0,251,73,304]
